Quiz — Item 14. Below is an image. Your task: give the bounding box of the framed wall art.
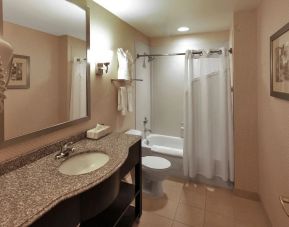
[270,22,289,100]
[8,54,30,89]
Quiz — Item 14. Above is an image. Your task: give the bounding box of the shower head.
[138,52,154,68]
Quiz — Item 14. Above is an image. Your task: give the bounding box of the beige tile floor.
[134,179,271,227]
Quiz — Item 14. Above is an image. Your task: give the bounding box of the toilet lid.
[142,156,171,170]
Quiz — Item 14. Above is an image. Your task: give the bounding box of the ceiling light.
[177,26,190,32]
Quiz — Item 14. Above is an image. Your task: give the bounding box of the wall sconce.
[90,50,113,76]
[96,62,110,76]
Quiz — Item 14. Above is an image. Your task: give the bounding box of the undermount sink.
[58,152,109,176]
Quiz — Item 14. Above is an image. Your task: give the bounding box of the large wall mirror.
[1,0,90,144]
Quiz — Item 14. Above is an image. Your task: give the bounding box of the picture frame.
[7,54,30,89]
[270,22,289,100]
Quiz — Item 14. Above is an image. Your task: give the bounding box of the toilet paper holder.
[280,195,289,217]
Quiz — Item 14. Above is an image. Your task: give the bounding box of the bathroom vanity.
[0,133,142,227]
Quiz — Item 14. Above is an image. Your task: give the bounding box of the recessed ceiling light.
[177,26,190,32]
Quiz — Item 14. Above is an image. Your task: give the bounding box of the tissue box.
[86,124,111,140]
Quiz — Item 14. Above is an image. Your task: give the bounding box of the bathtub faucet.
[144,128,152,134]
[143,117,148,125]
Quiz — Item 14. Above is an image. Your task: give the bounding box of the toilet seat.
[142,156,171,170]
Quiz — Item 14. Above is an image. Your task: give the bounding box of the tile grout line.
[172,182,183,223]
[143,181,185,225]
[202,186,208,227]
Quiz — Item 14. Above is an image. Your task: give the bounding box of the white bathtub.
[142,134,183,157]
[142,134,184,178]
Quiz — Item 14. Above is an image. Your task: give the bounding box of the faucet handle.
[62,141,74,151]
[70,147,76,153]
[143,117,148,125]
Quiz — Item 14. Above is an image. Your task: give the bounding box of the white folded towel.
[151,145,183,158]
[127,85,133,112]
[118,86,127,115]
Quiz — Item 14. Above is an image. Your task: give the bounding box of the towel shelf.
[111,79,143,83]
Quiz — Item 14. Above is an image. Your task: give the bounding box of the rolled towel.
[151,145,183,158]
[0,38,13,114]
[0,77,6,113]
[117,86,127,116]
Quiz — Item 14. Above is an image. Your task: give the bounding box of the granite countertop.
[0,133,141,227]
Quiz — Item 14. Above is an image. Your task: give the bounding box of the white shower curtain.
[183,49,234,182]
[70,61,87,120]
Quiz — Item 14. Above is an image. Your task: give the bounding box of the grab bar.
[280,196,289,217]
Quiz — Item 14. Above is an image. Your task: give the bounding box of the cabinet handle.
[280,196,289,217]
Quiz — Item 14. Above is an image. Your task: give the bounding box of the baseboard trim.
[233,188,260,201]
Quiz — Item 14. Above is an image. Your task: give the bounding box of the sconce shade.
[94,50,113,76]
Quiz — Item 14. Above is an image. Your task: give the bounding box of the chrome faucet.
[55,142,75,160]
[143,117,151,143]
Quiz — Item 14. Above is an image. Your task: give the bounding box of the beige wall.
[3,22,64,140]
[233,11,259,193]
[150,31,229,137]
[0,0,2,35]
[257,0,289,225]
[0,1,148,162]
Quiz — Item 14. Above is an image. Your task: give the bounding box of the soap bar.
[86,124,111,140]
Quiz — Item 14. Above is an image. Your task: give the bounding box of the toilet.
[142,156,171,197]
[125,129,172,196]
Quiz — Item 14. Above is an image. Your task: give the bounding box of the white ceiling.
[93,0,262,37]
[3,0,86,40]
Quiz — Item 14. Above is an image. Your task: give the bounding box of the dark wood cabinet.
[31,139,142,227]
[81,140,142,227]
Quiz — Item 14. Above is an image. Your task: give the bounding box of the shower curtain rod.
[137,48,232,58]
